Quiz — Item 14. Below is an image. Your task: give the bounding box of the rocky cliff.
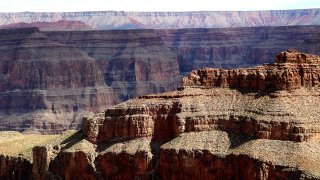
[0,26,319,133]
[0,9,319,30]
[0,28,118,133]
[46,29,182,100]
[0,50,317,179]
[79,50,320,179]
[156,26,320,71]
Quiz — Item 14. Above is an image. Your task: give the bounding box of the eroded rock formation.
[28,50,320,179]
[0,26,319,133]
[0,28,118,133]
[0,155,32,180]
[0,50,317,179]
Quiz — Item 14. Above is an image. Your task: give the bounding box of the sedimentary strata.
[0,9,319,30]
[0,26,319,133]
[1,50,319,179]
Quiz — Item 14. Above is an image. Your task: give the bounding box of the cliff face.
[1,50,320,179]
[0,155,32,180]
[0,28,118,133]
[156,26,320,71]
[75,50,320,179]
[0,26,319,133]
[0,9,319,30]
[46,29,181,100]
[183,50,320,92]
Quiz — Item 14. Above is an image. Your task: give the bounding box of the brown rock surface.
[46,29,182,100]
[77,50,320,178]
[182,49,320,92]
[157,26,320,71]
[0,28,118,133]
[97,138,153,179]
[160,131,320,179]
[84,50,320,143]
[2,49,320,180]
[0,155,32,180]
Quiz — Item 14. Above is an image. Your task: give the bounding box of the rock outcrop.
[82,50,320,144]
[0,9,319,30]
[0,155,32,180]
[183,49,320,92]
[77,50,320,179]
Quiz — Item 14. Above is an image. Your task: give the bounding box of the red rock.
[84,50,320,144]
[182,50,320,92]
[0,155,32,179]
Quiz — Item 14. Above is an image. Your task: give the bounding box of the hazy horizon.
[0,0,319,12]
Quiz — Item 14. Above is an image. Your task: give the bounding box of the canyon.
[0,9,319,30]
[0,25,319,132]
[1,50,320,179]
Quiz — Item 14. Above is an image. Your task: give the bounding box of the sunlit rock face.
[0,9,319,30]
[78,51,320,179]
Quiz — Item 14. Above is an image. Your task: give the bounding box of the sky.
[0,0,319,12]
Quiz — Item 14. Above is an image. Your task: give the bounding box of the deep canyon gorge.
[0,8,319,179]
[0,26,319,132]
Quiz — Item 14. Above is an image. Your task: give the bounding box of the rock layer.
[78,50,320,179]
[0,20,92,31]
[182,49,320,92]
[0,28,118,133]
[0,26,319,133]
[1,51,320,179]
[0,9,319,30]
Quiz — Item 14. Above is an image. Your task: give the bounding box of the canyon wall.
[0,9,319,30]
[0,26,319,132]
[22,50,320,179]
[0,28,118,133]
[1,50,320,179]
[157,26,320,71]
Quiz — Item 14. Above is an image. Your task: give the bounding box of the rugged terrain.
[0,28,118,133]
[0,9,319,30]
[0,20,92,31]
[0,26,319,132]
[1,50,320,179]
